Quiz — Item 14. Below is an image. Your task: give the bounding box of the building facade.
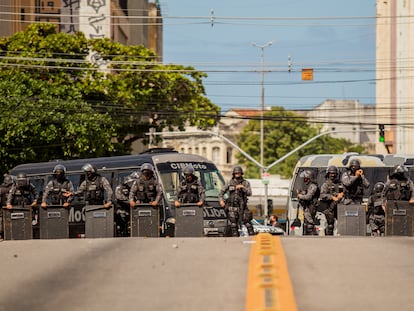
[376,0,414,154]
[159,109,260,179]
[0,1,162,58]
[305,99,377,153]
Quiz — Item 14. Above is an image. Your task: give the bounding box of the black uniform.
[383,171,414,201]
[7,181,39,207]
[175,175,205,205]
[319,166,344,236]
[219,177,253,237]
[367,182,386,236]
[77,174,113,205]
[297,179,320,235]
[129,175,162,205]
[0,175,14,239]
[42,177,74,206]
[341,168,370,204]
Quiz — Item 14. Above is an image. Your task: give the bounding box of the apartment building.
[376,0,414,154]
[0,1,162,58]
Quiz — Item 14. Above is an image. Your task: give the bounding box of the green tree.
[236,106,365,179]
[0,23,219,174]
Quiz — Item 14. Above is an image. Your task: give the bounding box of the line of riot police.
[295,158,414,236]
[1,161,256,240]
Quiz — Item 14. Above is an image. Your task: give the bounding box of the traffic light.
[379,124,385,143]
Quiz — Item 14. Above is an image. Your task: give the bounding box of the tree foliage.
[0,23,219,174]
[236,107,366,179]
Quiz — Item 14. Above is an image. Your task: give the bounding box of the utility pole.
[251,41,272,222]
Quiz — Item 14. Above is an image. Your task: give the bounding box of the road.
[1,236,413,311]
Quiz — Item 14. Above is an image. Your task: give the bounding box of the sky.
[160,0,377,112]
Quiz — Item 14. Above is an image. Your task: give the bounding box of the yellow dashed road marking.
[245,233,297,311]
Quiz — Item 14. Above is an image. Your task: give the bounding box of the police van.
[9,148,228,238]
[287,153,396,236]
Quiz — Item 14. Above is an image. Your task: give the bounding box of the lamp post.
[251,41,272,222]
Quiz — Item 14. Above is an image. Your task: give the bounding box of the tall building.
[376,0,414,154]
[0,1,162,58]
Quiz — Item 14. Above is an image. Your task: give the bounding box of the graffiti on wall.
[60,0,110,39]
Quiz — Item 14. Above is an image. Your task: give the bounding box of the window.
[212,147,220,164]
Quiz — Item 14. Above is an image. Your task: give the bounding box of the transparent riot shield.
[175,203,204,237]
[2,205,33,240]
[39,205,69,239]
[337,203,366,236]
[130,203,159,237]
[386,200,413,236]
[84,205,114,238]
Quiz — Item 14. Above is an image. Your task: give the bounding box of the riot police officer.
[341,158,370,204]
[77,163,113,208]
[297,170,320,235]
[0,174,14,239]
[114,171,139,236]
[219,166,254,237]
[367,182,386,236]
[41,164,74,208]
[319,165,344,236]
[174,165,205,207]
[383,164,414,203]
[7,173,38,208]
[129,164,162,207]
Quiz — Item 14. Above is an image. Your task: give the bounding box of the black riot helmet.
[232,166,244,176]
[325,165,339,181]
[53,164,66,181]
[2,174,13,186]
[183,165,194,176]
[82,163,97,180]
[349,158,361,174]
[123,171,139,187]
[373,182,385,194]
[183,165,195,181]
[390,164,408,179]
[140,163,154,178]
[300,170,314,184]
[16,172,28,187]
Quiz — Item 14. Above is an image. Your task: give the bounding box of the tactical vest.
[299,182,320,208]
[386,179,411,201]
[327,182,344,196]
[12,186,32,205]
[345,174,364,199]
[135,178,157,203]
[371,193,385,215]
[84,176,104,204]
[227,179,247,208]
[49,179,70,205]
[178,181,200,203]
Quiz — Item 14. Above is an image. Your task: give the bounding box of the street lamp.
[251,41,272,222]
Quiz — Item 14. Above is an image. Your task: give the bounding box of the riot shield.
[175,203,204,237]
[2,205,33,240]
[386,200,413,236]
[130,203,159,237]
[84,205,114,238]
[337,203,366,236]
[39,205,69,239]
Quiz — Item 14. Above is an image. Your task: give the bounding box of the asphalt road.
[1,236,414,311]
